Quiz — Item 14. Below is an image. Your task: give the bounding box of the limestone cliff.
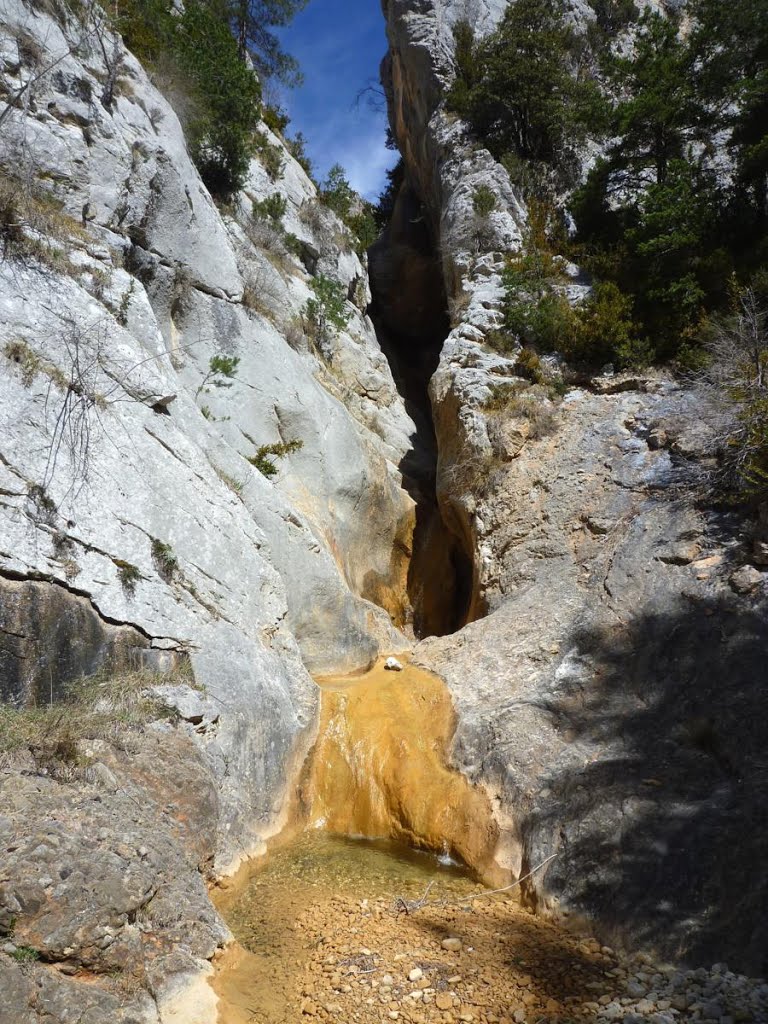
[380,0,768,975]
[0,0,420,1016]
[1,0,767,1018]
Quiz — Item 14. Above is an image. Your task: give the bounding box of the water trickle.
[302,658,501,879]
[211,831,485,1024]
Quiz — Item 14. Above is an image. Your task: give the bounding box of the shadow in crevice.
[525,595,768,975]
[367,181,473,637]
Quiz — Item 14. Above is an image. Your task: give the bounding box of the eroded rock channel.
[211,656,768,1023]
[368,183,476,638]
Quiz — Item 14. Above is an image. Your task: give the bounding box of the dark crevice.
[368,180,475,638]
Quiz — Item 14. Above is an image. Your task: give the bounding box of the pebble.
[256,875,768,1024]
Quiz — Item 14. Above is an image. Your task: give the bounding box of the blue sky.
[274,0,397,201]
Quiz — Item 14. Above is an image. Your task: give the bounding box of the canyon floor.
[211,832,767,1024]
[209,661,768,1024]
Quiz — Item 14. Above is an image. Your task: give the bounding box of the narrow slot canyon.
[367,181,475,639]
[3,0,768,1019]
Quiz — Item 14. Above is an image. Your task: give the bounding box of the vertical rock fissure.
[368,182,474,638]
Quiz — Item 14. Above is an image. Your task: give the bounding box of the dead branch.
[450,852,559,903]
[393,880,434,917]
[392,853,558,917]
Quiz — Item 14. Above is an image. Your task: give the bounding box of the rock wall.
[1,0,767,1016]
[0,0,421,841]
[381,0,768,975]
[0,0,420,1016]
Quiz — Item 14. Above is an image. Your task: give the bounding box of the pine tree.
[448,0,601,175]
[606,10,702,187]
[229,0,309,86]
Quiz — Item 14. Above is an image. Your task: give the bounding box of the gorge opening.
[367,180,475,640]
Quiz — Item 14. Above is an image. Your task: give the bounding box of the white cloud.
[274,2,396,202]
[335,124,397,201]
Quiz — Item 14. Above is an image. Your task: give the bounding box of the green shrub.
[196,354,240,398]
[346,208,378,257]
[562,281,641,366]
[5,339,41,386]
[262,103,290,136]
[252,193,288,224]
[515,347,544,382]
[284,232,304,256]
[304,274,350,348]
[374,158,404,229]
[501,213,578,351]
[286,131,314,180]
[483,329,517,355]
[254,131,285,180]
[248,439,303,477]
[9,946,39,964]
[28,484,57,525]
[151,539,178,582]
[472,184,497,219]
[116,560,141,596]
[318,164,378,255]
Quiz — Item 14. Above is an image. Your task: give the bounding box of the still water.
[220,829,482,959]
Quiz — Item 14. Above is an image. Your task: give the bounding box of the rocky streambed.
[208,662,768,1024]
[211,832,768,1024]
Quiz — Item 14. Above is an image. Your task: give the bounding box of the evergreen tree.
[692,0,768,227]
[229,0,309,86]
[605,10,702,187]
[321,164,356,219]
[118,0,262,197]
[448,0,601,177]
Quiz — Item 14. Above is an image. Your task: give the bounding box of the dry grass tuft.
[0,170,88,275]
[0,668,193,779]
[483,382,560,439]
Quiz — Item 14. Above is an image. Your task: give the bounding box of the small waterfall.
[302,658,504,884]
